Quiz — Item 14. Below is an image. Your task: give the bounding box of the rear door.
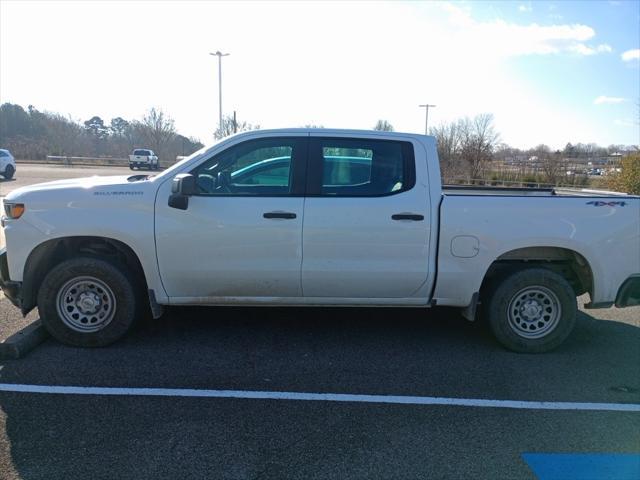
[301,135,431,298]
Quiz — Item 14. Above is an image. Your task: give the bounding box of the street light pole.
[210,51,230,132]
[418,104,436,135]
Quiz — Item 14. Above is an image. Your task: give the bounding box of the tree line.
[1,103,637,193]
[374,115,638,194]
[0,103,203,162]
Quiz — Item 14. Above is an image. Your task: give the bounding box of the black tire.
[37,257,138,347]
[483,268,576,353]
[3,164,15,180]
[129,165,135,170]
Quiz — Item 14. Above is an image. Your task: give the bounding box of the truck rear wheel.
[484,268,576,353]
[37,257,137,347]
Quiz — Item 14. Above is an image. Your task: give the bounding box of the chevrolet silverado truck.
[1,129,639,352]
[129,148,159,170]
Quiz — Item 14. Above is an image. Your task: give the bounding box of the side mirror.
[171,173,197,195]
[169,173,197,210]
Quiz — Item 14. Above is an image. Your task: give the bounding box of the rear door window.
[308,138,415,196]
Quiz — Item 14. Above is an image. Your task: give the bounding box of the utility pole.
[210,51,230,133]
[418,104,436,135]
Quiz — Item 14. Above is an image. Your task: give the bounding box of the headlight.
[3,203,25,219]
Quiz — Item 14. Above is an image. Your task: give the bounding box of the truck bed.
[434,190,640,308]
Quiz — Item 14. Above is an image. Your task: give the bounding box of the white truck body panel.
[302,132,438,299]
[155,195,305,298]
[2,129,639,313]
[435,195,640,306]
[2,175,165,300]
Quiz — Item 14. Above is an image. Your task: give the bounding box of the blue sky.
[483,0,639,146]
[0,0,638,148]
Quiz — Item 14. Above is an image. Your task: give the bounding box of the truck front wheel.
[37,257,138,347]
[484,268,577,353]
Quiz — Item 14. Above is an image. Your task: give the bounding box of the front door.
[155,136,308,300]
[302,135,431,298]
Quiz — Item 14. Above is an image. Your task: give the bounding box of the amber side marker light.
[3,203,25,219]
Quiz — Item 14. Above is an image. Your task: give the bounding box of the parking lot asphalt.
[0,163,639,479]
[1,304,639,479]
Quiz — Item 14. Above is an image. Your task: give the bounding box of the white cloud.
[440,4,609,58]
[594,96,626,105]
[621,49,640,61]
[570,43,612,56]
[518,4,532,13]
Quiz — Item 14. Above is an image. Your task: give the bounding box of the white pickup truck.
[1,129,639,352]
[129,149,159,170]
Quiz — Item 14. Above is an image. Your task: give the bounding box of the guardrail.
[16,156,176,168]
[444,177,593,190]
[44,156,129,166]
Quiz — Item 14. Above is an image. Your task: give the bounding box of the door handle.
[392,213,424,221]
[263,212,297,219]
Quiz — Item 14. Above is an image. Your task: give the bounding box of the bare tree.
[138,107,176,159]
[373,119,394,131]
[47,113,91,156]
[214,114,259,140]
[533,144,563,185]
[430,120,464,179]
[459,114,499,180]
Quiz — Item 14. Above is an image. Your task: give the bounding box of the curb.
[0,320,48,360]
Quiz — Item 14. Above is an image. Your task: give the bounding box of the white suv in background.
[0,149,16,180]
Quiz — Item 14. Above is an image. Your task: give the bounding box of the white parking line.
[0,383,639,412]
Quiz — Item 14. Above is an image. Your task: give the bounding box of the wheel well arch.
[20,236,148,315]
[480,246,594,299]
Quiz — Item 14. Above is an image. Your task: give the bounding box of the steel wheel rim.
[506,286,561,339]
[56,276,117,333]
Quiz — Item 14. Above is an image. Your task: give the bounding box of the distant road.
[0,163,135,198]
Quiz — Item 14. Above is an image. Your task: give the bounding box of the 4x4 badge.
[586,201,627,207]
